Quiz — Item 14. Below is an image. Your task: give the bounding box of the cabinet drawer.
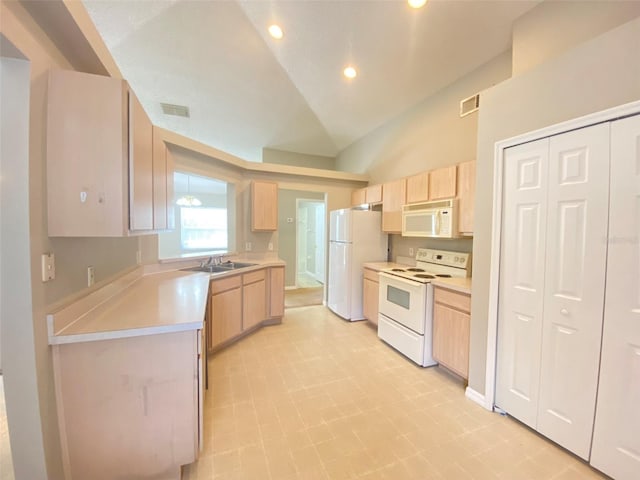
[363,268,379,282]
[434,287,471,313]
[210,275,241,294]
[243,269,266,285]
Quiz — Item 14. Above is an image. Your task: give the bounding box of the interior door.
[535,123,610,459]
[496,138,550,429]
[591,114,640,479]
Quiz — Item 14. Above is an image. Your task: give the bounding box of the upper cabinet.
[456,161,475,235]
[382,178,406,233]
[46,69,173,237]
[351,184,382,206]
[429,165,457,200]
[251,180,278,231]
[406,172,430,204]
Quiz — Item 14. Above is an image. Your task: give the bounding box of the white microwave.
[401,199,459,238]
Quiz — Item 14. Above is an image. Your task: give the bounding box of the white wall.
[336,52,512,181]
[512,0,640,75]
[470,16,640,396]
[1,55,48,480]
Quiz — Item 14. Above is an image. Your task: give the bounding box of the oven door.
[378,273,427,334]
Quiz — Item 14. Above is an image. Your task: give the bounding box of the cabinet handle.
[560,308,569,316]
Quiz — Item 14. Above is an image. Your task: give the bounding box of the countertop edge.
[431,279,472,295]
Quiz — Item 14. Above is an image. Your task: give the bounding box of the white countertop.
[48,269,210,345]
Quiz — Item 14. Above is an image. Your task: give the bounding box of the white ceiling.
[83,0,540,164]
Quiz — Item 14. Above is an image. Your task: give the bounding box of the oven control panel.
[415,248,470,269]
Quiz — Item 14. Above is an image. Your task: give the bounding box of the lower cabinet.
[362,268,379,325]
[432,287,470,380]
[209,275,243,349]
[207,265,284,352]
[242,270,266,330]
[52,330,201,480]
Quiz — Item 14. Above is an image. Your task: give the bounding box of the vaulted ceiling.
[83,0,541,164]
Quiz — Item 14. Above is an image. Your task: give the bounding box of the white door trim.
[484,99,640,412]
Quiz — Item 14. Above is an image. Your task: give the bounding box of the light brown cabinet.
[242,270,267,330]
[207,265,283,352]
[456,160,476,235]
[251,180,278,231]
[406,172,430,204]
[46,69,173,236]
[429,165,457,200]
[362,268,380,325]
[433,287,471,380]
[152,127,175,231]
[351,184,383,207]
[209,275,243,349]
[268,267,285,319]
[382,178,406,233]
[52,330,201,479]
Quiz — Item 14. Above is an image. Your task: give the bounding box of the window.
[158,172,235,259]
[180,207,227,250]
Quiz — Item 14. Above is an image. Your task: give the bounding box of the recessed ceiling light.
[268,24,284,39]
[343,66,357,79]
[408,0,427,8]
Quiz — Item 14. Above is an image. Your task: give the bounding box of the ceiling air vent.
[161,102,190,118]
[460,93,480,117]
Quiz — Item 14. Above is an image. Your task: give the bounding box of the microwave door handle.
[435,211,441,235]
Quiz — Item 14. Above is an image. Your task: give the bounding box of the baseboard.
[465,386,491,411]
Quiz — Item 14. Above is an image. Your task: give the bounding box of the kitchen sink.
[181,261,256,274]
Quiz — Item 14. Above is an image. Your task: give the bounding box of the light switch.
[245,242,252,251]
[41,253,55,282]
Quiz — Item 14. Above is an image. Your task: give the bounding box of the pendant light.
[176,175,202,207]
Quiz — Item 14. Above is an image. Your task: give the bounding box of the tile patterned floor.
[183,306,606,480]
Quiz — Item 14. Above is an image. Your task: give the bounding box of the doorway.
[277,189,326,308]
[295,199,325,288]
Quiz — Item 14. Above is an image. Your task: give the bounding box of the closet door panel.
[591,114,640,480]
[496,138,549,428]
[537,123,610,460]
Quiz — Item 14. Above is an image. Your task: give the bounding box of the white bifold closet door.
[591,114,640,479]
[496,123,610,459]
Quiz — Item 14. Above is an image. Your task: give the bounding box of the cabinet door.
[46,69,128,237]
[251,181,278,231]
[591,114,640,479]
[129,92,154,231]
[210,287,242,348]
[362,274,379,325]
[365,185,383,204]
[429,165,457,200]
[496,138,550,429]
[269,267,285,318]
[152,127,168,231]
[406,172,429,204]
[243,279,266,330]
[351,188,366,206]
[382,178,406,233]
[457,161,475,234]
[536,123,609,460]
[433,302,470,379]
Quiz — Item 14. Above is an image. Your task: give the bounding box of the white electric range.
[377,248,471,366]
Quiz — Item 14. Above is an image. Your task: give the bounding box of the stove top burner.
[414,274,435,279]
[435,274,452,278]
[391,268,405,272]
[406,268,425,272]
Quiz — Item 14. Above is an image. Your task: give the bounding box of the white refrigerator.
[328,208,388,321]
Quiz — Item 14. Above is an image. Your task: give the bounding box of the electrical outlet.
[41,253,55,282]
[268,242,273,251]
[87,266,95,287]
[136,250,142,264]
[409,248,414,257]
[245,242,252,251]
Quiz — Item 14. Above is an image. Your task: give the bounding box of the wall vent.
[460,93,480,117]
[161,102,190,118]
